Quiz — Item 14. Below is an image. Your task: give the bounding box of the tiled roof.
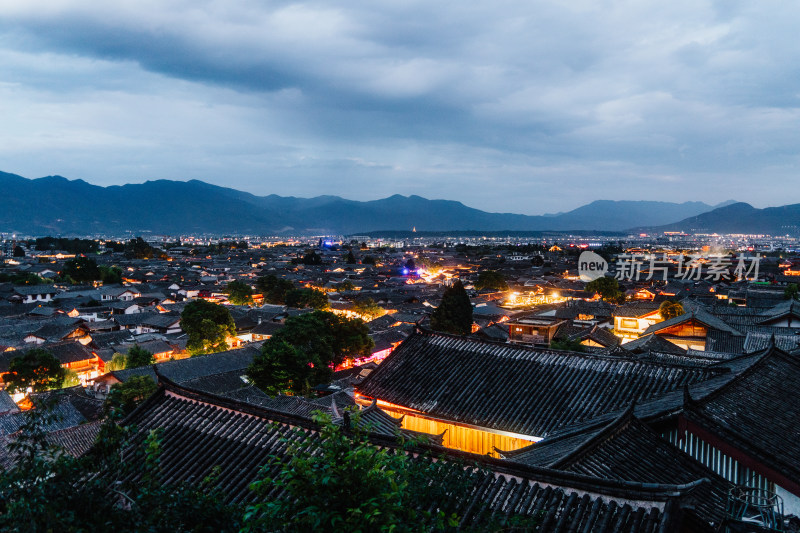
[499,409,729,525]
[357,329,723,438]
[120,378,707,531]
[684,347,800,486]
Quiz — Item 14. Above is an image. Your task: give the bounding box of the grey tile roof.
[357,328,724,438]
[119,379,706,531]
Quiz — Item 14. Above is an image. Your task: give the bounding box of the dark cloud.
[0,1,799,215]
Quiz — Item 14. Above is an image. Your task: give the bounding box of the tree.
[430,280,473,335]
[2,348,66,394]
[352,297,386,321]
[585,276,625,303]
[344,250,357,264]
[531,255,545,267]
[298,250,322,265]
[99,265,122,284]
[475,271,508,291]
[785,283,799,301]
[550,338,586,352]
[338,279,355,292]
[181,300,236,355]
[125,237,167,260]
[285,287,329,310]
[12,245,25,258]
[225,280,254,305]
[126,345,155,368]
[0,404,242,531]
[659,300,685,321]
[105,376,158,417]
[256,275,295,305]
[107,352,127,371]
[243,411,469,532]
[362,255,377,265]
[61,256,101,284]
[247,311,373,395]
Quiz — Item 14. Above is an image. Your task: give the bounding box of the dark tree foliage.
[285,287,329,310]
[243,411,471,532]
[585,276,626,303]
[344,250,357,264]
[659,300,685,320]
[125,237,167,260]
[125,345,155,369]
[99,265,123,284]
[105,240,126,253]
[0,272,46,285]
[296,250,322,265]
[550,338,586,352]
[362,255,377,265]
[430,279,473,336]
[61,256,102,283]
[12,245,25,258]
[34,237,99,254]
[247,311,373,395]
[1,348,66,394]
[226,280,254,305]
[531,255,545,267]
[785,283,799,301]
[0,408,242,532]
[256,275,295,305]
[180,299,236,355]
[105,375,158,417]
[404,257,416,271]
[475,270,508,291]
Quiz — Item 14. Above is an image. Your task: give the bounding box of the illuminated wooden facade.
[357,329,719,459]
[358,398,538,456]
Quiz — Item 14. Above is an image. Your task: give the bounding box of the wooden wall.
[381,408,537,457]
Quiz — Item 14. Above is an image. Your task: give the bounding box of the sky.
[1,1,799,215]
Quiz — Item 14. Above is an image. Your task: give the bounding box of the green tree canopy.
[297,250,322,265]
[474,270,508,291]
[659,300,685,321]
[344,250,357,264]
[107,352,127,372]
[125,237,167,260]
[256,275,295,305]
[181,300,236,355]
[2,348,66,394]
[225,280,254,305]
[244,411,472,532]
[351,297,386,321]
[99,265,122,284]
[550,338,586,352]
[285,287,329,310]
[585,276,625,303]
[785,283,799,301]
[125,345,155,369]
[247,311,373,395]
[430,279,473,335]
[61,256,101,284]
[105,375,158,417]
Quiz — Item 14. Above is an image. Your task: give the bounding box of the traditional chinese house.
[119,376,713,531]
[641,308,743,351]
[356,328,725,456]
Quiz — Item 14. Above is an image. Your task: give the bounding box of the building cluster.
[1,234,800,531]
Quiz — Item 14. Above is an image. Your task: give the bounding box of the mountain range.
[0,170,770,235]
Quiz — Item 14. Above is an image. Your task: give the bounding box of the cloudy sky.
[1,1,799,214]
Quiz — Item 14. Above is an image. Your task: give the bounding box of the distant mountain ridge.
[645,202,800,235]
[0,171,730,235]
